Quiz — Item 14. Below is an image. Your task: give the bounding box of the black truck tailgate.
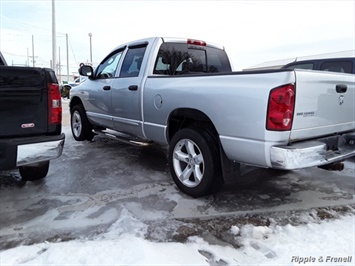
[0,66,48,137]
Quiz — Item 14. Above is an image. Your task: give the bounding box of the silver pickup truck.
[70,37,355,197]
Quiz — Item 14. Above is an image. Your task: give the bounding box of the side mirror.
[79,65,94,78]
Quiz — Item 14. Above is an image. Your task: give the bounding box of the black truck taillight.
[266,84,295,131]
[48,83,62,124]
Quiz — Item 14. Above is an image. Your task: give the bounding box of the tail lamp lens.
[267,84,295,131]
[48,83,62,124]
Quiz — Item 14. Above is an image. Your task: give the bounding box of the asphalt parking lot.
[0,100,354,250]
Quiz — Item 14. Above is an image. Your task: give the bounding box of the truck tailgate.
[0,67,48,137]
[291,70,355,140]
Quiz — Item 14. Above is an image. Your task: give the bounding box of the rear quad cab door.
[111,43,148,138]
[290,70,355,140]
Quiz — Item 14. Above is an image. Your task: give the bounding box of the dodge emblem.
[339,95,344,105]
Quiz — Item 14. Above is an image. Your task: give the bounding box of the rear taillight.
[266,84,295,131]
[48,83,62,124]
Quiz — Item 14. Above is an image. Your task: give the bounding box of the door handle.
[103,86,111,91]
[128,85,138,91]
[336,84,347,93]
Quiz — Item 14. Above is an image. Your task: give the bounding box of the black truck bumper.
[0,133,65,170]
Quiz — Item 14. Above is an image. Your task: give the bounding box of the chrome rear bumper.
[17,137,65,167]
[270,132,355,169]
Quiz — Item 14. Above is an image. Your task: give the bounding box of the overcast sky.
[0,0,354,73]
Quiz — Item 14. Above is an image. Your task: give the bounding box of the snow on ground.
[1,209,354,265]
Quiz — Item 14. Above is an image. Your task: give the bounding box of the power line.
[68,37,77,65]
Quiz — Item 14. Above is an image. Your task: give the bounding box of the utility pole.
[58,46,61,83]
[52,0,56,73]
[66,33,69,83]
[88,33,92,63]
[32,35,35,67]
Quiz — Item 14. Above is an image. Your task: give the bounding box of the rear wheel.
[19,161,49,181]
[169,128,221,198]
[71,104,94,141]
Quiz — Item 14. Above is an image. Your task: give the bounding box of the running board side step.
[92,129,152,146]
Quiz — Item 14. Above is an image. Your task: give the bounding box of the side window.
[120,46,147,77]
[96,50,123,79]
[285,63,314,70]
[320,61,353,74]
[153,43,231,75]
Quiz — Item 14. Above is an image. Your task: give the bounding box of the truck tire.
[19,161,49,181]
[71,104,94,141]
[169,128,221,198]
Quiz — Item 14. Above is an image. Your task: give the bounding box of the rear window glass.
[0,52,7,66]
[320,61,353,74]
[153,42,231,75]
[285,63,314,70]
[46,70,58,83]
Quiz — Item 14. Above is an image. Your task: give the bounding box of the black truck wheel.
[71,104,94,141]
[169,128,221,198]
[19,161,49,181]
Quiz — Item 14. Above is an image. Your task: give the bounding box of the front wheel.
[168,128,221,198]
[19,161,49,181]
[71,104,94,141]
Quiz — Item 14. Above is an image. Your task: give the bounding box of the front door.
[85,49,124,129]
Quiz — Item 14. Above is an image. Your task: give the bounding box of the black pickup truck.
[0,52,65,181]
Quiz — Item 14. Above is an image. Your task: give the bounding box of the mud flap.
[219,144,241,183]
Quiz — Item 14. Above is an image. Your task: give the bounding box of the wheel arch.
[69,96,84,113]
[166,108,219,143]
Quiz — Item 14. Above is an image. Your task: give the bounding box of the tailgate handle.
[336,84,347,93]
[103,86,111,91]
[128,85,138,91]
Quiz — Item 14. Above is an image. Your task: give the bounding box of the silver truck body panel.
[143,71,296,166]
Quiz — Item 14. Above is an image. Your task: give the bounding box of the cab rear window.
[154,42,231,75]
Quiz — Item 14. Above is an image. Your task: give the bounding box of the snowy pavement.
[0,100,354,265]
[1,207,354,265]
